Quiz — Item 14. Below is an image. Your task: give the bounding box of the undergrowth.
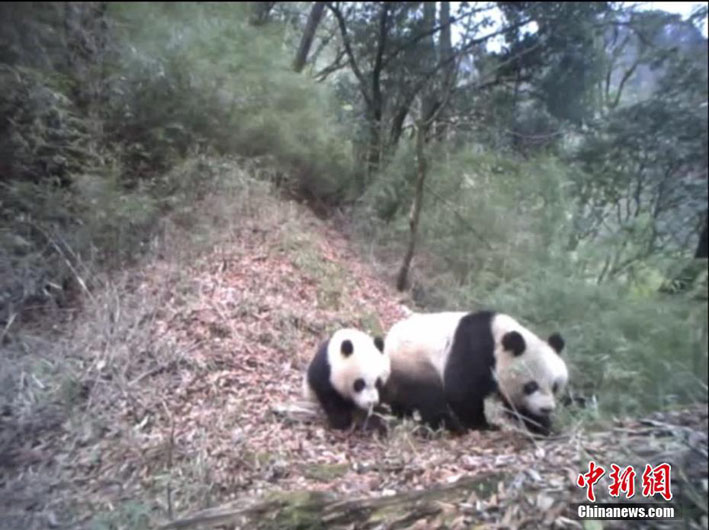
[1,161,297,528]
[347,142,708,422]
[1,3,355,325]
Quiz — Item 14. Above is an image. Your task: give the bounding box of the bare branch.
[610,57,641,109]
[314,47,347,81]
[380,4,495,69]
[327,2,371,106]
[406,17,536,104]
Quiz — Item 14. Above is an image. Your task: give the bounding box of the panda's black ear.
[502,331,526,356]
[374,336,384,353]
[548,333,564,355]
[341,339,354,357]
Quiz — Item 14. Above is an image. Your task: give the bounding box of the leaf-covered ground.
[1,177,707,529]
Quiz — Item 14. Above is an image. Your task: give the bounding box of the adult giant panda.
[304,328,390,430]
[381,310,568,435]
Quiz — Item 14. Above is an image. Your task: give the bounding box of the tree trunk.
[388,100,412,150]
[364,116,382,186]
[420,2,438,125]
[696,214,708,259]
[396,120,427,291]
[159,472,502,530]
[293,2,326,73]
[249,1,276,26]
[659,213,709,295]
[435,1,454,142]
[364,4,388,178]
[440,2,453,75]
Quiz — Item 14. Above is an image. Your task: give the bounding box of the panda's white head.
[492,314,568,421]
[328,328,391,412]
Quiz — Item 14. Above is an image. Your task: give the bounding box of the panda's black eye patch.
[375,377,383,391]
[341,340,354,356]
[523,381,539,395]
[502,331,526,356]
[374,336,384,353]
[353,378,365,393]
[552,382,559,394]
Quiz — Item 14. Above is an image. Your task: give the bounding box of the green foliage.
[72,173,159,261]
[0,3,355,319]
[0,172,158,322]
[0,65,97,184]
[376,144,571,288]
[460,267,708,417]
[500,2,610,125]
[356,133,707,418]
[106,2,353,198]
[357,139,418,223]
[570,86,707,282]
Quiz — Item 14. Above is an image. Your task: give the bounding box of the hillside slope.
[1,168,706,530]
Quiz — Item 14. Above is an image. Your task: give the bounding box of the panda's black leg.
[420,409,466,434]
[315,389,354,430]
[389,403,411,419]
[323,403,353,430]
[416,392,465,434]
[450,397,492,431]
[443,412,468,434]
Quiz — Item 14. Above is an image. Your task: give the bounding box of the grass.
[473,270,709,418]
[277,219,351,311]
[88,501,152,530]
[0,160,273,525]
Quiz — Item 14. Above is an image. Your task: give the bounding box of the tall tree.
[420,2,437,125]
[433,1,454,141]
[293,2,326,73]
[328,2,530,177]
[396,115,428,291]
[696,217,708,259]
[249,1,276,26]
[396,72,457,291]
[497,2,610,126]
[570,15,708,283]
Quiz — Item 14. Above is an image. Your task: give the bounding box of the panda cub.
[304,328,390,430]
[381,310,568,435]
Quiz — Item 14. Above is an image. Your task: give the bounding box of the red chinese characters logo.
[576,461,673,502]
[577,460,606,502]
[608,463,636,499]
[642,463,673,501]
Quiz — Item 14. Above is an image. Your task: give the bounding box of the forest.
[0,2,707,529]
